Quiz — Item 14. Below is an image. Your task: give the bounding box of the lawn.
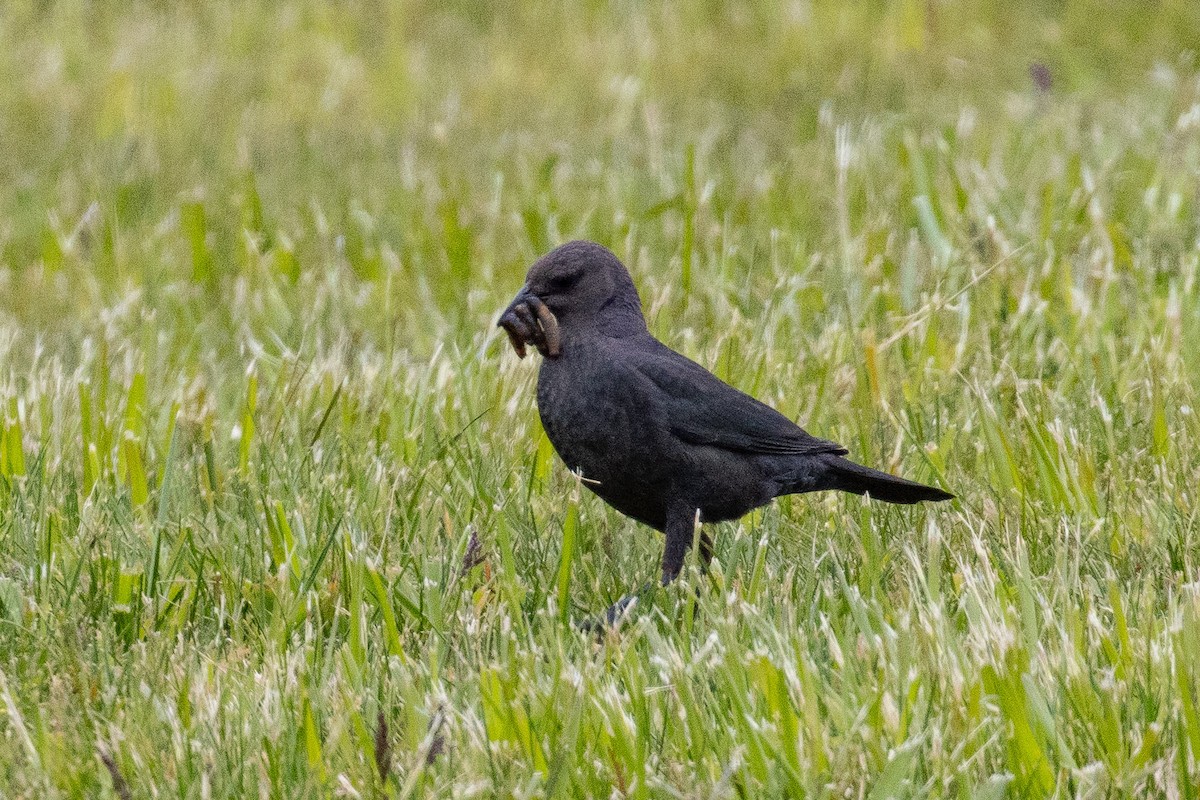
[2,1,1200,797]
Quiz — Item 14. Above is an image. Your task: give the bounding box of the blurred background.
[4,0,1199,360]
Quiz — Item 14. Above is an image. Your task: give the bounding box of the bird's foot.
[577,583,654,632]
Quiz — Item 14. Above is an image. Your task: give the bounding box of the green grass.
[2,0,1200,796]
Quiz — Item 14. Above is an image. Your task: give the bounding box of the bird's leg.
[579,505,708,631]
[698,529,714,570]
[661,503,702,585]
[663,506,716,626]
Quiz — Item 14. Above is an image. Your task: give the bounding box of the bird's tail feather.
[819,454,953,504]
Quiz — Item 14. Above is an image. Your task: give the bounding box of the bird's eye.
[547,272,581,293]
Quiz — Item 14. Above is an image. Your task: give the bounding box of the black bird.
[499,241,952,617]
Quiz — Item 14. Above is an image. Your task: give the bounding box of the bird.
[498,240,952,621]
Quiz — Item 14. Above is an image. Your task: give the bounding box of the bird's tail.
[819,454,953,504]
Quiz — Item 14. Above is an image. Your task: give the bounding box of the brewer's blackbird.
[499,241,952,617]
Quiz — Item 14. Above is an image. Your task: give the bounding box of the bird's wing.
[630,340,847,457]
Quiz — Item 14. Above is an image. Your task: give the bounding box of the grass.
[1,0,1200,796]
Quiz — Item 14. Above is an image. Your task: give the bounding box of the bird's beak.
[497,286,561,359]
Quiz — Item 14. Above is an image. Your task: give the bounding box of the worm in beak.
[498,288,561,359]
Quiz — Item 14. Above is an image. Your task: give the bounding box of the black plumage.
[498,241,952,609]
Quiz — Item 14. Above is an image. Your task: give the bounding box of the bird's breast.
[535,357,618,475]
[534,351,674,525]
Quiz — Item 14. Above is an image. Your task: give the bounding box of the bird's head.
[498,241,645,359]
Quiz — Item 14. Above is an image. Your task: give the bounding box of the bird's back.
[535,332,843,528]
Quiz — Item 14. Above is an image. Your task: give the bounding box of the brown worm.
[498,297,560,359]
[501,323,527,358]
[513,303,544,352]
[531,299,561,357]
[498,305,534,358]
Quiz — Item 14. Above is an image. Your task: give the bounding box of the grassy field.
[2,0,1200,796]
